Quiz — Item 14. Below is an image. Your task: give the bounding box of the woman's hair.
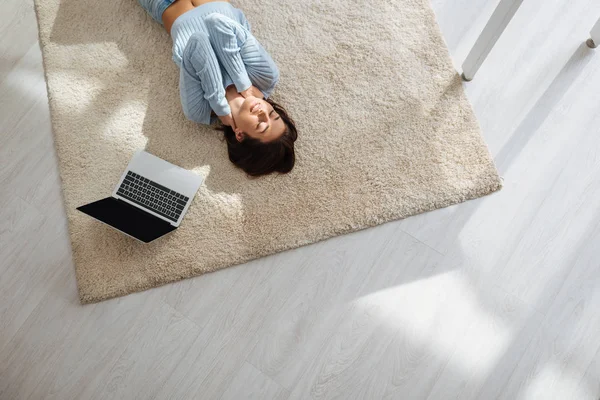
[214,98,298,177]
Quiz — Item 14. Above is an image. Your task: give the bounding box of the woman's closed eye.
[257,110,277,133]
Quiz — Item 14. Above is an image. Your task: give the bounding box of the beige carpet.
[34,0,502,303]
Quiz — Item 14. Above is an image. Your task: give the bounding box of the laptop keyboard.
[116,171,189,223]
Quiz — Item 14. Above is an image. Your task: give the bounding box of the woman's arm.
[179,31,231,123]
[204,13,280,98]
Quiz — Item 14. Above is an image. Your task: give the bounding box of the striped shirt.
[170,2,280,125]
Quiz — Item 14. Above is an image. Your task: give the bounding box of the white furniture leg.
[461,0,524,81]
[587,17,600,48]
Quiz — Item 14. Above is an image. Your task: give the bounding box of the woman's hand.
[218,113,237,130]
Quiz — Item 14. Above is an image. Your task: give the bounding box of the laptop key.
[120,194,177,223]
[119,173,189,224]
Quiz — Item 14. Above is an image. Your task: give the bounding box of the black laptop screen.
[77,197,176,243]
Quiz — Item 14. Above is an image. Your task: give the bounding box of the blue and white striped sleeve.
[179,31,230,123]
[204,13,280,98]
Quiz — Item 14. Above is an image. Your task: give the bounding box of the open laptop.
[77,150,203,243]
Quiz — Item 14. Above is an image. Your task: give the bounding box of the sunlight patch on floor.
[518,361,587,400]
[353,269,513,378]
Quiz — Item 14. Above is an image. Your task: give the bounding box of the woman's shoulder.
[233,8,252,31]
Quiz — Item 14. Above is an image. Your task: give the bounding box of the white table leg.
[587,17,600,48]
[461,0,524,81]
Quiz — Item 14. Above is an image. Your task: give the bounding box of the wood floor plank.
[573,346,600,400]
[0,195,71,355]
[0,273,134,400]
[425,288,545,400]
[0,0,38,82]
[81,301,203,400]
[498,218,600,400]
[0,276,185,400]
[283,277,542,399]
[220,362,289,400]
[247,224,443,391]
[0,43,49,140]
[156,242,345,399]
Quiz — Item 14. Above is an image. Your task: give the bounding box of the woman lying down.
[139,0,298,176]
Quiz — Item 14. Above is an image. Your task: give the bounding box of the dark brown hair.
[214,98,298,177]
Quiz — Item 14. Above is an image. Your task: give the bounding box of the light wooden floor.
[2,0,600,398]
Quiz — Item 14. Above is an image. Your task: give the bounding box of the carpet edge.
[79,175,502,304]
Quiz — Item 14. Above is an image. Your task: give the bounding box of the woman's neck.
[225,84,264,113]
[225,85,244,114]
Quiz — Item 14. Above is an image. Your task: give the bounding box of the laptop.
[77,150,204,243]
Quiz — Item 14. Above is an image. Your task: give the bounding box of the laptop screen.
[77,197,176,243]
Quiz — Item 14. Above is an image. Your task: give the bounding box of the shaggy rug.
[33,0,502,303]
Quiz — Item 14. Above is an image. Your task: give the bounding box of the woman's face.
[233,96,286,143]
